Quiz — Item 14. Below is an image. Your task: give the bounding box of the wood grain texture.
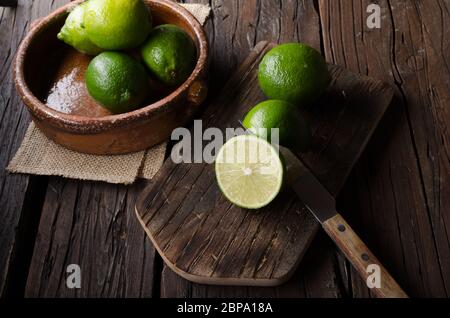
[319,0,450,298]
[323,214,407,298]
[161,232,343,298]
[0,0,73,297]
[1,0,447,298]
[136,40,394,286]
[25,179,156,297]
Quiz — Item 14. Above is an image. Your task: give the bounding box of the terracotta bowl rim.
[14,0,208,133]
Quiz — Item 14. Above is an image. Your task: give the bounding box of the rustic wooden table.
[0,0,449,298]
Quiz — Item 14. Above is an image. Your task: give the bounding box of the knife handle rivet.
[361,253,370,261]
[337,224,346,232]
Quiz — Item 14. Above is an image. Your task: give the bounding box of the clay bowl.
[14,0,208,155]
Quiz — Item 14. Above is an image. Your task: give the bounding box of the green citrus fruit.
[258,43,330,106]
[57,2,102,55]
[243,100,312,152]
[85,52,149,114]
[140,24,196,87]
[215,135,284,209]
[84,0,152,50]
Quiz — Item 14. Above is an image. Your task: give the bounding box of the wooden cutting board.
[135,41,394,286]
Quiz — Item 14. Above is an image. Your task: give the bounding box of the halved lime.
[215,135,284,209]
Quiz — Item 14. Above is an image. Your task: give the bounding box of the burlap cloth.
[7,3,211,185]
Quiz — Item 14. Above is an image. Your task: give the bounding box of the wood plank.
[0,0,73,297]
[25,179,156,297]
[318,0,450,297]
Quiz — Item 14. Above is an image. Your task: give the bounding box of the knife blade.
[284,150,336,223]
[237,122,407,298]
[282,146,408,298]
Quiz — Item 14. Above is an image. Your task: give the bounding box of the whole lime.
[258,43,330,106]
[243,100,312,152]
[85,52,149,114]
[140,24,196,87]
[84,0,152,50]
[57,2,102,55]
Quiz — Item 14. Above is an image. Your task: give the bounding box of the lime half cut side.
[215,135,284,210]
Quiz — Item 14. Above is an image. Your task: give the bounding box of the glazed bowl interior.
[22,0,203,120]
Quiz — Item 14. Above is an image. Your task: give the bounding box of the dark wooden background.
[0,0,449,298]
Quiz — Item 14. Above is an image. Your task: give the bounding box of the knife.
[237,122,407,298]
[280,147,408,298]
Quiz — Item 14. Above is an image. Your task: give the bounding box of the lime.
[140,24,196,86]
[258,43,330,106]
[243,100,311,152]
[85,52,148,114]
[84,0,152,50]
[215,135,284,209]
[57,2,102,55]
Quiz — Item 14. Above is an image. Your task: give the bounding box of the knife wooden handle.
[323,214,408,298]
